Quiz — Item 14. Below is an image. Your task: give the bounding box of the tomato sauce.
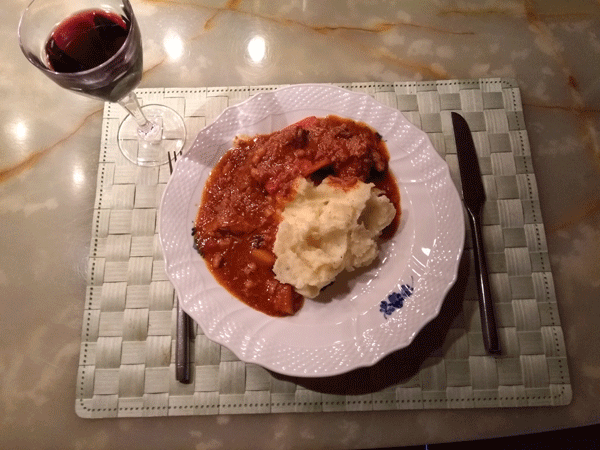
[193,115,400,316]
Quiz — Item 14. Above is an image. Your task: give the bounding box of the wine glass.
[18,0,185,167]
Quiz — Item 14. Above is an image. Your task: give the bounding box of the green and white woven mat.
[76,79,572,418]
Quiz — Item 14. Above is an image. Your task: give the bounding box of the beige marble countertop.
[1,0,599,448]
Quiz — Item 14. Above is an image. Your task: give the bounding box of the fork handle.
[175,300,192,383]
[468,210,501,355]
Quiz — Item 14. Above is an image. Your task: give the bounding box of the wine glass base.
[117,104,186,166]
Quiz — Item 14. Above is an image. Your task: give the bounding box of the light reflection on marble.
[1,0,599,448]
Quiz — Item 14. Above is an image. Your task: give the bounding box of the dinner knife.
[451,112,501,355]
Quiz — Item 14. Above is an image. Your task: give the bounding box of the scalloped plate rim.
[159,83,465,377]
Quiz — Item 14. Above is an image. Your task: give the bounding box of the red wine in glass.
[43,8,142,102]
[46,9,129,71]
[19,0,185,166]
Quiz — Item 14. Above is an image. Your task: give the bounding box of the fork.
[168,150,194,384]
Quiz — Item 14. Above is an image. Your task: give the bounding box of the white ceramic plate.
[159,84,464,377]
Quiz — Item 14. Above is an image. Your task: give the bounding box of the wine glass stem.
[117,91,161,141]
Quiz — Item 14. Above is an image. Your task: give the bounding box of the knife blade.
[451,112,501,355]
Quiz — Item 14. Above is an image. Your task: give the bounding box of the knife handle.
[176,299,193,383]
[468,211,501,355]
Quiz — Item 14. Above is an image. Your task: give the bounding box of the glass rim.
[18,0,136,78]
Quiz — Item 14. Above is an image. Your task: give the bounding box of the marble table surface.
[1,0,599,448]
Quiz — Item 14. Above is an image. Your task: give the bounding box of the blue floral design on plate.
[380,279,414,319]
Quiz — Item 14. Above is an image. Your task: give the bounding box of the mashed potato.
[272,177,396,298]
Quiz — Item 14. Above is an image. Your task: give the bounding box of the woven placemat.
[76,79,571,418]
